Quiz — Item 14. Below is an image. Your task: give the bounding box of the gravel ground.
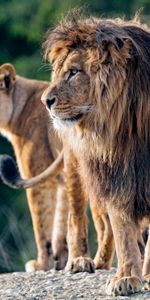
[0,268,150,300]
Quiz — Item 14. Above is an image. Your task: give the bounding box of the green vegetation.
[0,0,149,272]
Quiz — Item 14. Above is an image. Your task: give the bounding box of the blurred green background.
[0,0,150,273]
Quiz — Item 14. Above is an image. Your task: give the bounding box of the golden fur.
[42,16,150,295]
[0,63,68,271]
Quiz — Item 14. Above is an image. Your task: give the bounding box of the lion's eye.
[67,69,79,81]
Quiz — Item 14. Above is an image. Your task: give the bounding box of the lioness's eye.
[67,69,79,81]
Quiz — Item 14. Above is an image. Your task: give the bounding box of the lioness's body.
[0,63,68,271]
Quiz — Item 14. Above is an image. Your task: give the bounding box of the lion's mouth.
[51,112,83,124]
[63,113,83,122]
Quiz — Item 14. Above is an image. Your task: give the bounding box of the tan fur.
[0,63,68,271]
[42,16,150,295]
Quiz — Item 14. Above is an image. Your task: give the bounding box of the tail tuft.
[0,155,21,189]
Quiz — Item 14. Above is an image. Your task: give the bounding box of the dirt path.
[0,268,150,300]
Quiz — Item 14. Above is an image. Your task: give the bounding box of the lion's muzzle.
[41,87,58,111]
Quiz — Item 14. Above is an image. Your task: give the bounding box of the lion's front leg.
[65,149,95,273]
[90,202,115,269]
[106,205,143,296]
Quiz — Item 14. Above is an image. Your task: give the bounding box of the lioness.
[0,64,117,274]
[0,63,68,271]
[42,16,150,295]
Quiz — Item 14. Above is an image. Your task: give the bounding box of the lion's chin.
[50,113,83,130]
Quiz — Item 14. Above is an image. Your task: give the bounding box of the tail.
[0,151,64,189]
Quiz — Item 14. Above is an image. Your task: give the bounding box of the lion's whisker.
[38,63,52,72]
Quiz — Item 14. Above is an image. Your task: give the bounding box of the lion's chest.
[79,155,113,203]
[68,132,112,200]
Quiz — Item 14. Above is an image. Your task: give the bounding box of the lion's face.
[42,49,92,129]
[0,64,16,128]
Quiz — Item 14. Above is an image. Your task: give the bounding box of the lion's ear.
[0,63,16,90]
[101,37,131,51]
[100,36,133,65]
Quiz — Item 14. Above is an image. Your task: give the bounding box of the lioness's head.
[0,63,16,128]
[42,17,150,146]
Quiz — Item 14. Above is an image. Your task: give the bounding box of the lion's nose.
[41,95,57,110]
[46,97,56,109]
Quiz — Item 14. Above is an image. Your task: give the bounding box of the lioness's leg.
[25,180,57,271]
[106,205,143,296]
[142,225,150,290]
[52,185,68,270]
[90,202,115,269]
[65,149,95,273]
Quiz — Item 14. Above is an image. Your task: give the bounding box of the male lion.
[42,16,150,295]
[0,63,68,271]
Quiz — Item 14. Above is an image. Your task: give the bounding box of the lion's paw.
[143,274,150,290]
[25,259,53,272]
[25,260,41,272]
[94,256,110,270]
[53,247,68,271]
[106,276,142,296]
[65,256,95,273]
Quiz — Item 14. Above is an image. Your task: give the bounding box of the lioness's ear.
[0,63,16,90]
